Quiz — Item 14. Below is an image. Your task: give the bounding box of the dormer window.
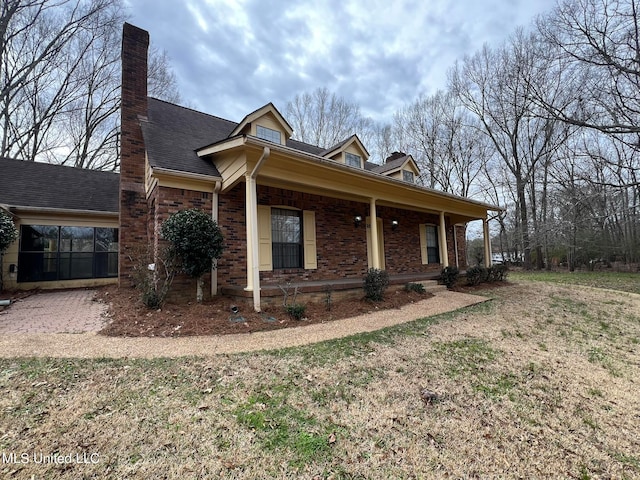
[256,125,281,144]
[345,152,362,168]
[403,170,415,183]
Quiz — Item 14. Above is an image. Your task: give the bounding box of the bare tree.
[395,90,492,197]
[0,0,114,162]
[0,0,181,171]
[534,0,640,138]
[450,29,570,269]
[285,87,374,150]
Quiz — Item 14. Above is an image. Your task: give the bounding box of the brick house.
[120,23,499,310]
[0,22,500,310]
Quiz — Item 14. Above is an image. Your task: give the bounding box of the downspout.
[248,147,270,312]
[211,181,222,298]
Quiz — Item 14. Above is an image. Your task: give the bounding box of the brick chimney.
[385,151,406,163]
[119,23,149,285]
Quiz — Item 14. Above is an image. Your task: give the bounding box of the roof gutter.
[150,166,222,182]
[247,146,270,312]
[199,135,504,212]
[6,206,118,217]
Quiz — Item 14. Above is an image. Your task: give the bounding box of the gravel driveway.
[0,289,486,358]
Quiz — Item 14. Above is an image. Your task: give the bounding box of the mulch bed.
[96,285,434,337]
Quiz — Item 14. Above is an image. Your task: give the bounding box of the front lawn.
[1,274,639,478]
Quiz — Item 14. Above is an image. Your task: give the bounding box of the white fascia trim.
[199,135,504,213]
[150,166,222,183]
[246,137,504,212]
[196,136,246,156]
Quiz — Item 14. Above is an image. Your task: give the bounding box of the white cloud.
[128,0,557,123]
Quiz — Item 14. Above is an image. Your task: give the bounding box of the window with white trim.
[258,206,317,271]
[403,170,415,183]
[256,125,282,144]
[271,208,303,269]
[425,225,439,263]
[345,152,362,168]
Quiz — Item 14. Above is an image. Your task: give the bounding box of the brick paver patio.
[0,290,107,334]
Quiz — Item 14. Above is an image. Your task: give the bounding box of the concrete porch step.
[416,280,448,294]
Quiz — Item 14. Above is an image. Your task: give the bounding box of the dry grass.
[1,277,640,479]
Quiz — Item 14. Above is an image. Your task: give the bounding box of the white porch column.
[369,198,380,270]
[211,181,221,297]
[453,225,459,268]
[483,217,492,267]
[245,147,270,312]
[245,172,256,293]
[439,211,449,267]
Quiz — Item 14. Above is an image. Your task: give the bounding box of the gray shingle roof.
[371,156,409,174]
[0,157,119,212]
[142,98,234,177]
[285,138,324,155]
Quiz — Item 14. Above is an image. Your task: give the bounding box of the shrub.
[0,210,18,254]
[131,246,176,309]
[0,210,18,292]
[141,288,164,310]
[466,265,488,286]
[488,264,509,282]
[285,303,307,320]
[363,268,389,301]
[161,209,224,302]
[405,282,426,294]
[440,266,460,289]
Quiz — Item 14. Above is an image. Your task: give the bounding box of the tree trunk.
[197,276,204,303]
[517,181,532,269]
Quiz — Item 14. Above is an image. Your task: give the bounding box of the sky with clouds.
[125,0,558,124]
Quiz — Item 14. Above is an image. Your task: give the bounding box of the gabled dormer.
[229,103,293,146]
[320,135,370,168]
[372,152,420,183]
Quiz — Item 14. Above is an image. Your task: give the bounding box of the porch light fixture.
[392,220,399,231]
[354,215,363,228]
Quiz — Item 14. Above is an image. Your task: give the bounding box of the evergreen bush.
[363,268,389,301]
[439,266,460,289]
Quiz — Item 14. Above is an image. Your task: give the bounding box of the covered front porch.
[206,138,499,311]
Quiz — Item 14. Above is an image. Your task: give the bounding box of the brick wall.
[455,224,468,269]
[151,185,214,302]
[119,23,149,285]
[215,184,468,289]
[215,183,249,288]
[257,186,370,285]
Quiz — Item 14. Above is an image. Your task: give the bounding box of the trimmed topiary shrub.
[363,268,389,301]
[440,266,460,289]
[161,208,224,303]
